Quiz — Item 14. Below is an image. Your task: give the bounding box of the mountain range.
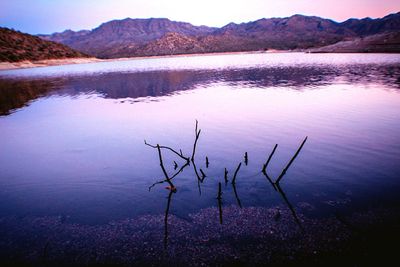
[1,12,399,63]
[38,12,400,58]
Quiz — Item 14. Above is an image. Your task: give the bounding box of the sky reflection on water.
[0,53,399,224]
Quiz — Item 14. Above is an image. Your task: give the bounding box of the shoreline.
[0,57,103,71]
[0,50,290,71]
[1,50,398,71]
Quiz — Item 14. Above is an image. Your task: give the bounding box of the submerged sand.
[0,205,398,266]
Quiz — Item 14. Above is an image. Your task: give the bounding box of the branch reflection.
[146,121,308,246]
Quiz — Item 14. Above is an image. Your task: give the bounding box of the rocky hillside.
[310,32,400,53]
[0,27,89,62]
[134,32,205,56]
[39,12,400,58]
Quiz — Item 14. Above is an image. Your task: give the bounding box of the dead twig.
[262,144,278,174]
[231,162,242,185]
[191,120,201,162]
[232,181,242,208]
[200,168,206,180]
[164,189,175,249]
[216,182,223,224]
[190,120,205,188]
[275,183,303,229]
[148,160,189,191]
[156,144,176,191]
[275,137,307,184]
[145,140,190,162]
[262,169,277,191]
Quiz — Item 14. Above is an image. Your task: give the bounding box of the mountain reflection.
[1,64,399,115]
[0,79,59,116]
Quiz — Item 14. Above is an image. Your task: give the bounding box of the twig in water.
[173,161,178,170]
[156,144,176,191]
[232,181,242,208]
[148,160,189,191]
[164,189,175,249]
[262,169,277,191]
[216,182,223,224]
[244,152,248,165]
[197,178,202,195]
[275,183,303,230]
[192,159,203,182]
[145,140,189,162]
[200,168,207,179]
[148,180,166,191]
[224,168,228,185]
[191,120,201,162]
[275,137,308,184]
[206,156,209,168]
[231,162,242,184]
[190,120,205,190]
[262,144,278,174]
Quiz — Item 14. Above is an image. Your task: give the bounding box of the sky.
[0,0,399,34]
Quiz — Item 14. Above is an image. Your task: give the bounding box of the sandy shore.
[0,57,104,70]
[0,50,292,71]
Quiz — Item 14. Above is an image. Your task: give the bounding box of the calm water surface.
[0,52,400,224]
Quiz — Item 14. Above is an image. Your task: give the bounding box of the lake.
[1,52,400,265]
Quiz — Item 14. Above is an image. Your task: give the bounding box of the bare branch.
[191,120,201,161]
[276,137,308,184]
[145,140,189,162]
[232,182,242,208]
[200,169,206,179]
[275,183,303,229]
[148,180,167,191]
[164,189,174,249]
[216,182,223,224]
[156,144,175,190]
[261,169,277,191]
[149,160,189,191]
[231,162,242,184]
[262,144,278,174]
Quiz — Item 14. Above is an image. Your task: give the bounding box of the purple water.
[0,52,400,224]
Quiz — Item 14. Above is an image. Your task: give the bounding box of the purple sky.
[0,0,398,34]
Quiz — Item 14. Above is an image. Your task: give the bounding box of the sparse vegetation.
[0,27,89,62]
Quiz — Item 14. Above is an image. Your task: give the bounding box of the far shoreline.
[0,50,293,71]
[1,50,399,71]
